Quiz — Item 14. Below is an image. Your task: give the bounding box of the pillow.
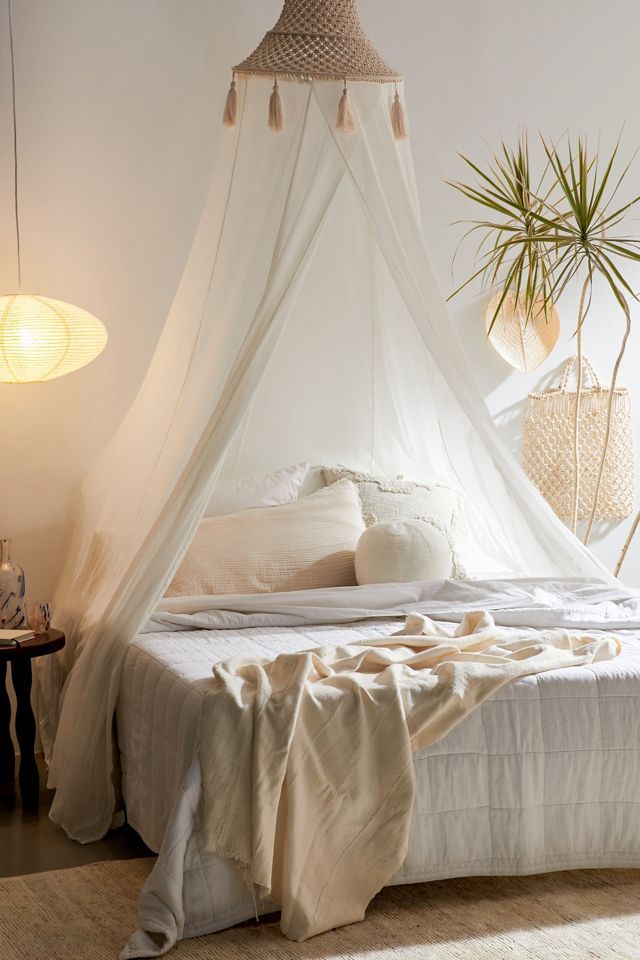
[166,479,366,598]
[205,463,309,517]
[322,466,466,577]
[355,519,453,585]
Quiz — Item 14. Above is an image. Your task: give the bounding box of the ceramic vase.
[0,539,26,628]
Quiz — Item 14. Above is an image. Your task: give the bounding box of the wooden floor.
[0,755,150,878]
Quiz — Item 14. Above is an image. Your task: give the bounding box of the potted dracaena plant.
[447,134,640,574]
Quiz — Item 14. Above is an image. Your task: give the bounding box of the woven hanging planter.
[223,0,408,138]
[485,290,560,372]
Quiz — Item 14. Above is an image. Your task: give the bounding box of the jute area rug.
[1,859,639,960]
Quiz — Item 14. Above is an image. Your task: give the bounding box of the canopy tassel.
[222,75,238,128]
[391,86,409,140]
[268,78,283,132]
[337,82,356,133]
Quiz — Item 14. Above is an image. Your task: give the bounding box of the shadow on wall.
[491,359,568,461]
[452,297,512,397]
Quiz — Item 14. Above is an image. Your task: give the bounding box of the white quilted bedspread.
[117,579,640,958]
[119,620,401,852]
[119,620,640,873]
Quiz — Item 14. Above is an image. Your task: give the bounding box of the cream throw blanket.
[200,612,619,941]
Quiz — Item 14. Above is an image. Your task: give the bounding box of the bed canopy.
[40,0,612,843]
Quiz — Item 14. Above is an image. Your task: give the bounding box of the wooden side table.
[0,629,65,807]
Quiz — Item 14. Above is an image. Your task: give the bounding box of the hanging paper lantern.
[0,293,108,383]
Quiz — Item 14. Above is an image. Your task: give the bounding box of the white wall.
[1,0,639,599]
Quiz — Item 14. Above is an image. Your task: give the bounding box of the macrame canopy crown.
[222,0,408,139]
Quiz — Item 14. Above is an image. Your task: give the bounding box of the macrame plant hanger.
[222,0,408,140]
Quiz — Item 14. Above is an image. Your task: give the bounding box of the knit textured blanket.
[199,611,619,941]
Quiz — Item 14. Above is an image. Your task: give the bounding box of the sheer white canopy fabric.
[39,78,613,843]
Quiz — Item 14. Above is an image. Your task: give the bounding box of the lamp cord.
[7,0,21,291]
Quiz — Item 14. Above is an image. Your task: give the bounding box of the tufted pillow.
[166,479,365,598]
[355,519,453,586]
[322,466,466,578]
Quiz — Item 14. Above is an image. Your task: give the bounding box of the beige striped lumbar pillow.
[166,478,366,598]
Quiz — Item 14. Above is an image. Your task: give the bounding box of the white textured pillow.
[322,467,466,577]
[167,479,365,598]
[355,520,453,585]
[205,463,309,517]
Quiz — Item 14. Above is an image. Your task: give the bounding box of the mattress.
[118,617,640,879]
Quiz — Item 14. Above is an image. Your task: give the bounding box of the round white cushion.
[355,519,453,585]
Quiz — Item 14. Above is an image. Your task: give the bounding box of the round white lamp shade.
[355,519,453,585]
[0,293,107,383]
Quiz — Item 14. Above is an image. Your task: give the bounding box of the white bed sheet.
[117,594,640,958]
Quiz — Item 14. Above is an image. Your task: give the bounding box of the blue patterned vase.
[0,539,26,628]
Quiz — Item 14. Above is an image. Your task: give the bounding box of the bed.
[117,577,640,958]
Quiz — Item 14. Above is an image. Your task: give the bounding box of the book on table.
[0,629,35,646]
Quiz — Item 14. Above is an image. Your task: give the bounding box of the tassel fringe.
[391,89,409,140]
[337,84,356,133]
[222,77,237,128]
[268,79,283,132]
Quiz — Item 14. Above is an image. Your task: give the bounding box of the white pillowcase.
[167,479,365,598]
[205,463,309,517]
[355,519,453,585]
